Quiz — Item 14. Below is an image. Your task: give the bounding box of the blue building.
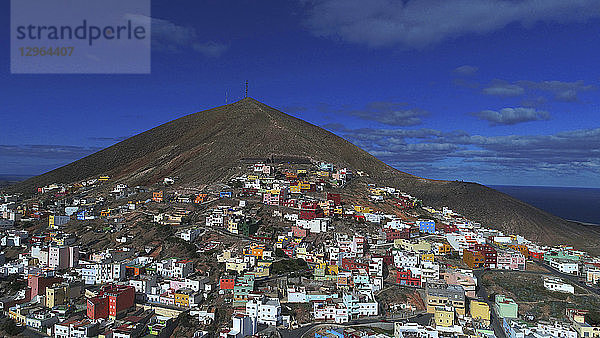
[315,328,344,338]
[417,220,436,234]
[319,162,335,172]
[76,211,86,220]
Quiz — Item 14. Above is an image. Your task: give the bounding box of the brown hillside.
[8,98,600,253]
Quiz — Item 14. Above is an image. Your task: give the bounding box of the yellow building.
[174,290,191,308]
[99,176,110,181]
[299,182,311,190]
[317,171,330,178]
[426,286,466,316]
[436,243,454,255]
[8,306,27,325]
[370,188,384,195]
[434,307,454,327]
[574,326,600,338]
[255,266,270,278]
[225,261,247,274]
[46,284,69,308]
[175,291,190,307]
[290,185,301,193]
[395,239,432,253]
[568,309,600,338]
[227,219,239,234]
[353,206,372,213]
[421,253,435,262]
[470,300,490,325]
[217,250,232,263]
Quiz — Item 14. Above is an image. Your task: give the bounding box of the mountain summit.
[9,98,600,253]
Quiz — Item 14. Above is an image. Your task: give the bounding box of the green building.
[494,295,518,319]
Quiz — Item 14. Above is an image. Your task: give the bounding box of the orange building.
[509,244,529,257]
[194,193,208,204]
[153,191,163,202]
[437,243,454,255]
[463,249,485,269]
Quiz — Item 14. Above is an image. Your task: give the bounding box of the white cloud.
[303,0,600,48]
[472,107,550,126]
[482,80,525,97]
[126,14,229,57]
[453,65,478,76]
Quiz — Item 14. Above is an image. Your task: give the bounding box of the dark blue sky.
[1,0,600,187]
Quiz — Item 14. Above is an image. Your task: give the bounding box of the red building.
[381,228,404,241]
[326,193,341,205]
[87,296,109,320]
[474,244,498,268]
[87,284,135,320]
[219,277,235,290]
[436,223,458,233]
[28,275,62,298]
[397,269,422,287]
[283,248,295,258]
[281,199,297,208]
[299,202,324,220]
[529,250,544,260]
[395,197,416,210]
[292,226,308,238]
[401,226,420,239]
[372,252,393,266]
[340,258,370,274]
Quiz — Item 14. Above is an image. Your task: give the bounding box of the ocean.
[490,185,600,225]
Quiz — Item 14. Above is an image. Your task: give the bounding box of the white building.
[245,297,282,326]
[313,301,349,323]
[295,218,328,234]
[543,276,575,294]
[535,322,577,338]
[78,261,126,285]
[156,258,194,279]
[393,251,420,269]
[394,322,439,338]
[287,287,307,303]
[179,228,203,242]
[549,259,579,275]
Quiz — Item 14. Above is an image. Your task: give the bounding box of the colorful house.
[470,300,490,325]
[494,295,518,319]
[152,191,163,203]
[397,269,422,287]
[417,220,436,234]
[463,249,485,269]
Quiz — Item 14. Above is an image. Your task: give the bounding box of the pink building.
[292,226,308,238]
[442,272,477,298]
[496,250,526,270]
[169,280,187,291]
[263,193,280,206]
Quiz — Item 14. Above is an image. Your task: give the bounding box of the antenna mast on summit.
[245,80,248,98]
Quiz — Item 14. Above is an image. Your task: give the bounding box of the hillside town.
[1,160,600,338]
